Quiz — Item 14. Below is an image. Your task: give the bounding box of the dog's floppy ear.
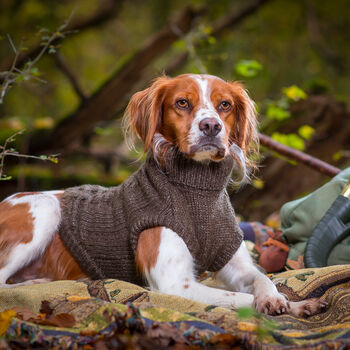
[124,76,170,151]
[228,82,258,155]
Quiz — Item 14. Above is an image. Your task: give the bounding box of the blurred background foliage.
[0,0,349,220]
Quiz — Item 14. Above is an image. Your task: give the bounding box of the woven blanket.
[1,264,350,349]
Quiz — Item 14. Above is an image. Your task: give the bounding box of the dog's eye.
[219,101,231,111]
[176,99,189,109]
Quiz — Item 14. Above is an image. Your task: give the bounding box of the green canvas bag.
[281,167,350,267]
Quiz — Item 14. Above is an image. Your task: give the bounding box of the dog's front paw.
[288,298,328,318]
[254,293,288,315]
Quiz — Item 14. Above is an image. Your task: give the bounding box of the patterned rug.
[1,264,350,349]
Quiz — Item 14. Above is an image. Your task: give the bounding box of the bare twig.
[0,13,75,104]
[0,35,20,104]
[164,0,272,75]
[0,130,59,181]
[0,0,124,73]
[171,24,207,74]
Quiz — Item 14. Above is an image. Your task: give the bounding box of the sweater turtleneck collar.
[146,148,234,191]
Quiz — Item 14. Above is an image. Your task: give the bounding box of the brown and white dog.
[0,74,326,317]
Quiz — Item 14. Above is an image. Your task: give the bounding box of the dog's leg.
[216,241,327,316]
[137,227,254,309]
[216,241,288,314]
[0,192,60,286]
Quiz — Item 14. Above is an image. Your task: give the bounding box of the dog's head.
[124,74,258,180]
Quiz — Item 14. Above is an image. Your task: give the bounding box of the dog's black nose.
[199,118,222,137]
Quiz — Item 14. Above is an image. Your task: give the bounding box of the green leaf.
[203,26,213,35]
[48,47,56,54]
[172,39,186,50]
[17,74,25,83]
[30,67,41,77]
[94,126,113,136]
[48,156,59,164]
[272,132,305,151]
[39,155,48,160]
[266,104,291,121]
[207,36,216,45]
[237,307,256,319]
[235,60,262,78]
[332,150,345,161]
[298,125,315,140]
[282,85,307,101]
[0,175,12,181]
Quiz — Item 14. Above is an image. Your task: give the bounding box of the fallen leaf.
[146,323,188,347]
[209,333,239,344]
[14,307,75,328]
[0,310,16,336]
[237,321,257,332]
[66,295,91,302]
[287,255,305,270]
[40,300,54,316]
[80,329,98,336]
[12,307,37,322]
[37,313,76,328]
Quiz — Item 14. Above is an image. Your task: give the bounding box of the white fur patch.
[145,227,254,309]
[187,75,227,161]
[0,191,62,284]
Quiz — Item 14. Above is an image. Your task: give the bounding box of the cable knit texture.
[58,149,243,285]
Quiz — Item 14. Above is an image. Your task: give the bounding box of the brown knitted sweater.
[59,149,243,285]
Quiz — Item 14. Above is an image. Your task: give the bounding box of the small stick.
[258,132,341,178]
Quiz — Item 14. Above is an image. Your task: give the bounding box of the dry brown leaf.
[146,323,188,347]
[12,307,37,322]
[40,313,76,328]
[39,300,54,316]
[287,255,305,270]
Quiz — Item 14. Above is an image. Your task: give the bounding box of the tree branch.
[0,0,124,72]
[258,133,340,177]
[32,6,205,152]
[58,0,272,149]
[164,0,272,75]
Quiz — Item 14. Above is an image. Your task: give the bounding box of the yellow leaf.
[0,309,17,336]
[34,117,54,130]
[282,85,307,101]
[238,321,257,332]
[265,212,281,230]
[66,295,91,302]
[252,179,264,189]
